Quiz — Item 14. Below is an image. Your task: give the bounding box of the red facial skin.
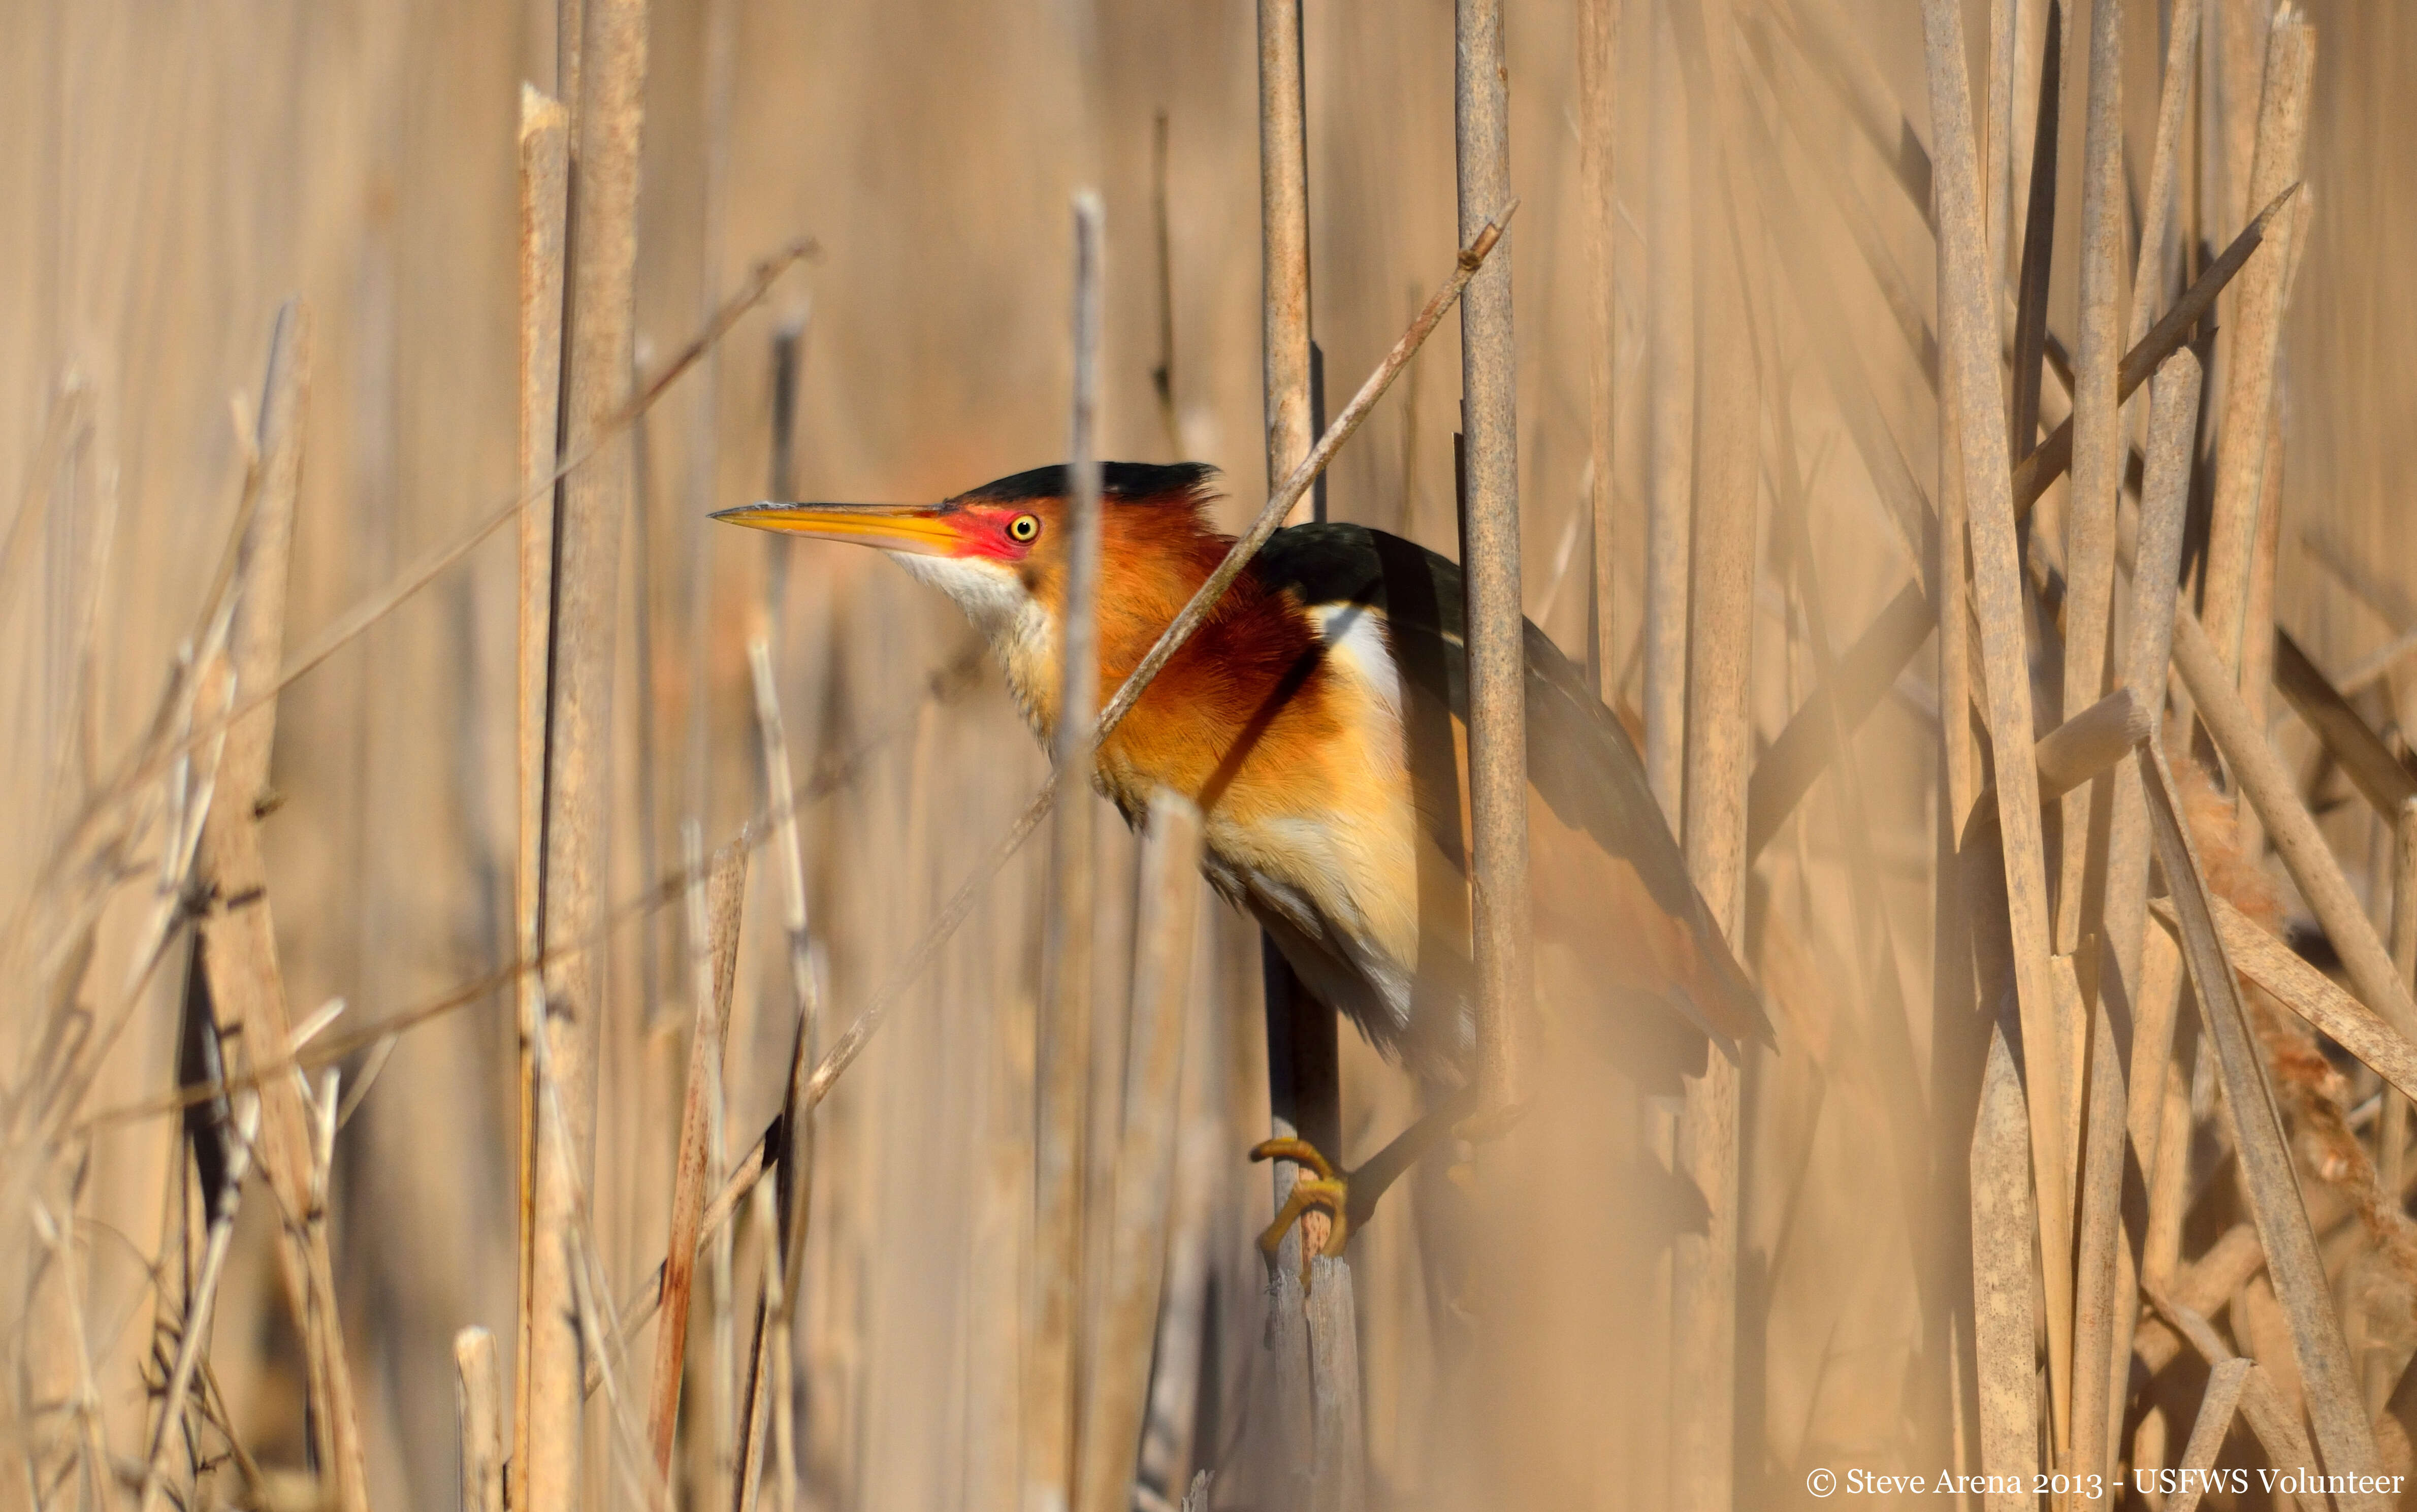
[944,505,1046,565]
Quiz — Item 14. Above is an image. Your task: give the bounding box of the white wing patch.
[1308,602,1401,715]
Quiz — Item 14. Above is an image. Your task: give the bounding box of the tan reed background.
[5,0,2417,1509]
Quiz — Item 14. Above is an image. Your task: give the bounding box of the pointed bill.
[712,501,959,555]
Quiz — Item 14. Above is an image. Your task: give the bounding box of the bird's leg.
[1248,1083,1481,1292]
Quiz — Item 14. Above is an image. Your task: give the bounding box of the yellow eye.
[1007,513,1041,543]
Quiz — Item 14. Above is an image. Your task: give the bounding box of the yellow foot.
[1249,1138,1354,1293]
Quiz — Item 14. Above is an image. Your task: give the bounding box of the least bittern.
[718,463,1769,1272]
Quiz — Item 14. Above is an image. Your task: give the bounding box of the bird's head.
[714,462,1224,649]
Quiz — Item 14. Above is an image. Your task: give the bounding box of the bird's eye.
[1007,513,1041,543]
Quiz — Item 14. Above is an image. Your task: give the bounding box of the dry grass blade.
[2135,737,2387,1503]
[1922,0,2072,1450]
[1744,585,1930,860]
[2164,1356,2252,1512]
[2140,1283,2327,1510]
[1258,0,1312,519]
[2133,1222,2265,1377]
[647,840,748,1475]
[2172,607,2417,1043]
[2271,629,2417,817]
[1074,795,1203,1512]
[2151,892,2417,1104]
[456,1328,505,1512]
[135,1094,260,1512]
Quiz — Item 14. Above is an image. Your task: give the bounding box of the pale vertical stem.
[457,1328,505,1512]
[532,0,651,1504]
[2376,797,2417,1408]
[685,0,736,835]
[1074,796,1204,1512]
[2069,996,2126,1509]
[1456,0,1528,1128]
[2110,352,2204,1155]
[1986,0,2016,303]
[1643,1,1692,828]
[1259,0,1313,519]
[1922,0,2074,1457]
[2199,12,2312,679]
[1670,0,1753,1497]
[2055,0,2127,961]
[511,84,570,1503]
[2126,0,2204,352]
[1027,195,1106,1512]
[1580,0,1620,689]
[2141,1030,2189,1289]
[746,636,817,1512]
[647,828,743,1477]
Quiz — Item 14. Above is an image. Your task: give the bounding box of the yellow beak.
[712,501,961,556]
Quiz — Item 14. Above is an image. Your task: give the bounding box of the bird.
[716,461,1769,1269]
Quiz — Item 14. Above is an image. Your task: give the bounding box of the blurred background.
[4,0,2415,1507]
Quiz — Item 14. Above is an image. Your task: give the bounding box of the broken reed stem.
[1259,0,1313,523]
[511,83,569,1496]
[1074,796,1204,1512]
[1457,0,1529,1134]
[2200,11,2313,678]
[2165,1357,2252,1512]
[1642,10,1692,828]
[456,1327,506,1512]
[135,1096,260,1512]
[2158,893,2417,1106]
[1921,0,2073,1455]
[2142,1284,2327,1510]
[1578,0,1619,689]
[647,831,747,1476]
[2136,738,2389,1505]
[2171,609,2417,1044]
[1027,191,1107,1512]
[530,0,652,1502]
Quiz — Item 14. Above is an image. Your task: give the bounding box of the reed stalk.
[511,83,570,1502]
[456,1327,505,1512]
[529,0,651,1502]
[1027,192,1106,1512]
[1922,0,2073,1457]
[2201,11,2313,679]
[1074,795,1203,1512]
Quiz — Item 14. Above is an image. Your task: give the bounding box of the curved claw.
[1249,1139,1352,1292]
